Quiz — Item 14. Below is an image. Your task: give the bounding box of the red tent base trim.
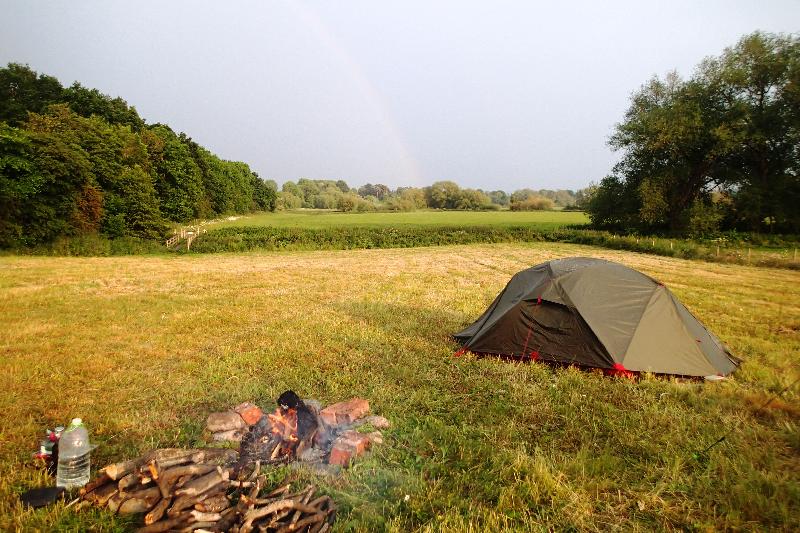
[607,363,636,378]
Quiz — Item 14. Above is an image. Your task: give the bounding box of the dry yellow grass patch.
[0,243,798,531]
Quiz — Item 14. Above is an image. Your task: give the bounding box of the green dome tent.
[454,257,739,377]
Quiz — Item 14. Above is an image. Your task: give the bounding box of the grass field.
[210,209,589,230]
[1,243,798,531]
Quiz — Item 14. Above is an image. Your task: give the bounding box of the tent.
[453,257,739,377]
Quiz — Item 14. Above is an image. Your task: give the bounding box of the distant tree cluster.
[278,178,588,213]
[0,64,276,247]
[587,32,800,235]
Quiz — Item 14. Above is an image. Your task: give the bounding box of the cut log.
[103,449,193,481]
[102,447,235,483]
[82,483,118,507]
[135,514,189,533]
[157,464,216,498]
[118,486,161,514]
[265,509,292,529]
[194,493,229,513]
[239,500,322,533]
[175,468,229,497]
[190,510,222,522]
[212,507,238,532]
[106,491,127,513]
[147,448,199,463]
[177,522,217,532]
[118,472,141,494]
[169,488,225,516]
[102,459,139,481]
[79,472,111,496]
[144,496,172,525]
[239,500,295,533]
[192,448,239,465]
[147,459,161,480]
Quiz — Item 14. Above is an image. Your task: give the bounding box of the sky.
[1,1,799,192]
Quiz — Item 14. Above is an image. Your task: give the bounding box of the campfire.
[239,391,320,465]
[210,391,389,470]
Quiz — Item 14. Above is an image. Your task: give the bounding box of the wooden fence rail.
[165,223,209,249]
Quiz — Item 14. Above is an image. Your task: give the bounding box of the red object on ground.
[319,398,370,426]
[608,363,635,378]
[328,430,372,466]
[234,402,264,426]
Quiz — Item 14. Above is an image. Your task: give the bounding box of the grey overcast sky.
[1,1,799,191]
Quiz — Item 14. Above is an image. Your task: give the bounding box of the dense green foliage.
[279,177,587,212]
[0,64,276,247]
[187,224,798,270]
[588,32,800,235]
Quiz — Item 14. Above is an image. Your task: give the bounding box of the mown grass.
[0,244,798,531]
[210,209,589,230]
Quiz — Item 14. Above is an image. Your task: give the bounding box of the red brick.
[328,444,354,466]
[234,402,264,426]
[338,430,371,454]
[328,430,371,466]
[319,398,370,426]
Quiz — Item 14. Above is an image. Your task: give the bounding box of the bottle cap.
[71,418,82,426]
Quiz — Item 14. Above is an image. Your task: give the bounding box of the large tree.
[590,32,800,234]
[0,63,63,125]
[711,33,800,232]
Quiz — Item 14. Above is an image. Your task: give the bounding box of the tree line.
[586,32,800,235]
[277,178,589,212]
[0,64,276,247]
[0,63,592,248]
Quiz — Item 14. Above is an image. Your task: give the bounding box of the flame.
[267,407,299,454]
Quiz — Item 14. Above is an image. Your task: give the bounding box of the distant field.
[211,209,589,230]
[1,243,798,530]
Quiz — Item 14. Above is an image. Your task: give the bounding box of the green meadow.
[209,209,589,230]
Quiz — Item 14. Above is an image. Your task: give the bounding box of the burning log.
[82,447,335,532]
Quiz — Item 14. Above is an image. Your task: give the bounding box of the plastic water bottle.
[56,418,91,489]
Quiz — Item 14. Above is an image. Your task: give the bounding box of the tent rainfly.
[453,257,739,377]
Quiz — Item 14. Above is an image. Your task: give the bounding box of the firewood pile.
[80,448,336,532]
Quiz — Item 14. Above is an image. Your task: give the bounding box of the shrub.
[687,200,724,239]
[510,196,555,211]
